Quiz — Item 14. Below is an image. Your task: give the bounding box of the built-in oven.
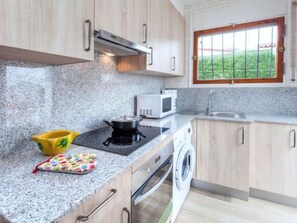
[131,141,174,223]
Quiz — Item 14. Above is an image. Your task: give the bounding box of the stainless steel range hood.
[94,30,151,57]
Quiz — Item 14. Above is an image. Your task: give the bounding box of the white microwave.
[137,94,176,118]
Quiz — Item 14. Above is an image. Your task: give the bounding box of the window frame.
[193,17,285,84]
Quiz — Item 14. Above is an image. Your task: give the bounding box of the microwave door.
[162,97,172,113]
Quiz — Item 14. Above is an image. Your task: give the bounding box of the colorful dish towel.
[33,153,97,174]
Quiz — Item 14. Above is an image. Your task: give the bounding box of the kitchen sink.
[198,111,246,119]
[209,111,246,119]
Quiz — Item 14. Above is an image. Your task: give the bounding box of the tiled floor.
[175,187,297,223]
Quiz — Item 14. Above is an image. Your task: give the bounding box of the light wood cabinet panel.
[0,0,94,64]
[59,168,131,223]
[95,0,147,45]
[191,119,197,177]
[171,6,185,76]
[196,120,250,192]
[117,0,185,77]
[146,0,172,74]
[250,123,297,198]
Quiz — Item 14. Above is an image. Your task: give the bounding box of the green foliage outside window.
[198,50,276,80]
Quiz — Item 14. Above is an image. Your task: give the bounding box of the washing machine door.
[175,143,195,190]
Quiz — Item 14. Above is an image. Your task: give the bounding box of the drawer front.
[59,168,131,223]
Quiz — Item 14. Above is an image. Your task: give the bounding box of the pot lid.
[112,115,141,122]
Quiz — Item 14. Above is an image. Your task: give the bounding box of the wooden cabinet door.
[0,0,94,64]
[59,169,131,223]
[250,123,297,198]
[117,0,185,77]
[171,6,185,76]
[196,120,250,192]
[146,0,172,74]
[95,0,147,45]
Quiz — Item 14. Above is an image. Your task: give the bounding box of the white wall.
[192,0,287,31]
[166,0,294,88]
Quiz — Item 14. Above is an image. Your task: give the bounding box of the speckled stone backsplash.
[176,88,297,115]
[0,54,165,156]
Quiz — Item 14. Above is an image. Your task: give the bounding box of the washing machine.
[172,122,195,222]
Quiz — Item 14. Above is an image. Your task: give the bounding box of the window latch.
[192,56,197,60]
[278,47,285,53]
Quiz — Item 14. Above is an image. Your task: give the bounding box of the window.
[193,17,285,84]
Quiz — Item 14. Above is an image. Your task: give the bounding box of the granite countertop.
[1,112,297,223]
[0,115,194,223]
[178,110,297,125]
[246,113,297,125]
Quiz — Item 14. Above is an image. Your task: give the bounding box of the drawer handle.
[241,127,245,145]
[172,57,176,71]
[142,24,147,44]
[123,207,131,223]
[84,20,92,51]
[149,47,153,65]
[77,189,117,222]
[291,129,296,149]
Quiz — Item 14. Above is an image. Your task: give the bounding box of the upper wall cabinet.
[145,0,172,74]
[0,0,94,65]
[171,6,185,76]
[94,0,147,45]
[117,0,185,77]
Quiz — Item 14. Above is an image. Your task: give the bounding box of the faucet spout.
[206,90,225,115]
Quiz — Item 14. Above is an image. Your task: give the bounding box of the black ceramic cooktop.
[72,125,169,156]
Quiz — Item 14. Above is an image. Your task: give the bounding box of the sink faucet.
[206,90,225,115]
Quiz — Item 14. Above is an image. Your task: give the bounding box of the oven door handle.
[134,159,173,206]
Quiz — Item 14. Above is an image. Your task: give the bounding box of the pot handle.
[139,115,146,121]
[103,120,113,127]
[103,138,112,146]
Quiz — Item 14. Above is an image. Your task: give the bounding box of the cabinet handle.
[291,129,296,148]
[84,20,92,51]
[142,24,147,44]
[172,57,176,71]
[77,189,117,222]
[123,207,131,223]
[241,127,245,145]
[149,47,154,65]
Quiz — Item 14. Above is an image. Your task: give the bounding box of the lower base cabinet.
[250,123,297,198]
[59,168,131,223]
[195,120,250,193]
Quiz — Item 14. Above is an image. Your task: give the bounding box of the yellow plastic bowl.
[32,130,79,156]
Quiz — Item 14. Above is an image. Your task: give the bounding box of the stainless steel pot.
[104,115,144,130]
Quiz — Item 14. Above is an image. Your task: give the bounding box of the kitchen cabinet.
[59,168,131,223]
[171,7,185,76]
[195,120,250,192]
[145,0,172,74]
[94,0,147,45]
[0,0,94,65]
[191,119,197,177]
[250,123,297,198]
[117,0,185,77]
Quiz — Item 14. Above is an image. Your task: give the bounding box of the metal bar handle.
[77,189,117,222]
[134,160,173,205]
[241,127,245,145]
[142,24,147,44]
[172,57,176,71]
[292,129,296,148]
[84,20,91,51]
[123,207,131,223]
[149,47,153,65]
